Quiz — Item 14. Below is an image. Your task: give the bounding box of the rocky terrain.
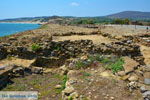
[0,24,150,100]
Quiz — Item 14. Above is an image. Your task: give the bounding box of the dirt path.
[140,45,150,66]
[53,35,114,45]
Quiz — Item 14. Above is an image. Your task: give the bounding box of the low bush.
[105,58,124,73]
[31,44,41,51]
[74,54,124,73]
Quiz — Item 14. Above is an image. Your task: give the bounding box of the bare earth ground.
[0,24,150,100]
[0,57,35,68]
[67,66,142,100]
[100,25,150,36]
[53,35,113,45]
[2,73,64,100]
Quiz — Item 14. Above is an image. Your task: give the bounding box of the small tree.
[113,19,124,25]
[124,18,130,25]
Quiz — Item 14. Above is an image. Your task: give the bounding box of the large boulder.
[123,57,139,74]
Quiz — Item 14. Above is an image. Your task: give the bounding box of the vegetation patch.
[31,43,41,51]
[75,60,88,69]
[39,24,49,29]
[104,58,124,73]
[74,54,124,73]
[55,75,68,94]
[82,72,91,77]
[2,73,64,99]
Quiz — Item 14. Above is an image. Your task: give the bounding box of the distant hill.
[0,16,75,24]
[0,11,150,24]
[107,11,150,19]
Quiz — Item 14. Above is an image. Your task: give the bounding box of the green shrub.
[88,54,103,62]
[75,60,87,69]
[105,58,124,73]
[31,44,41,51]
[61,75,68,90]
[68,96,73,100]
[82,72,91,77]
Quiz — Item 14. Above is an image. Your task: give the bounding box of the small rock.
[127,81,138,91]
[100,71,113,77]
[59,65,68,75]
[143,91,150,100]
[63,86,74,95]
[128,74,139,81]
[117,71,126,76]
[67,70,77,78]
[80,55,88,60]
[110,96,115,100]
[70,92,79,99]
[0,65,6,70]
[144,72,150,85]
[121,75,130,81]
[94,96,98,99]
[144,66,150,72]
[140,86,147,93]
[68,62,75,69]
[55,85,62,89]
[31,67,43,74]
[69,79,77,84]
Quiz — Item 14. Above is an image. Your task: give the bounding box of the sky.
[0,0,150,19]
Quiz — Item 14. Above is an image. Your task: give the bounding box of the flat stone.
[140,85,150,93]
[70,92,79,99]
[128,74,139,82]
[144,72,150,85]
[123,57,139,73]
[55,85,62,89]
[142,91,150,99]
[63,86,74,94]
[144,66,150,72]
[0,64,15,75]
[140,86,147,93]
[31,67,43,74]
[117,71,126,76]
[144,79,150,85]
[121,75,130,81]
[100,71,113,77]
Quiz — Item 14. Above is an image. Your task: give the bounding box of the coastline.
[0,22,42,37]
[0,21,46,25]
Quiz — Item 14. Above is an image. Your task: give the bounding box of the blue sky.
[0,0,150,19]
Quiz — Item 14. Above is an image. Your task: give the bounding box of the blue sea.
[0,23,40,37]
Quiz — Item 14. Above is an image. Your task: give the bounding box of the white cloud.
[70,2,79,6]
